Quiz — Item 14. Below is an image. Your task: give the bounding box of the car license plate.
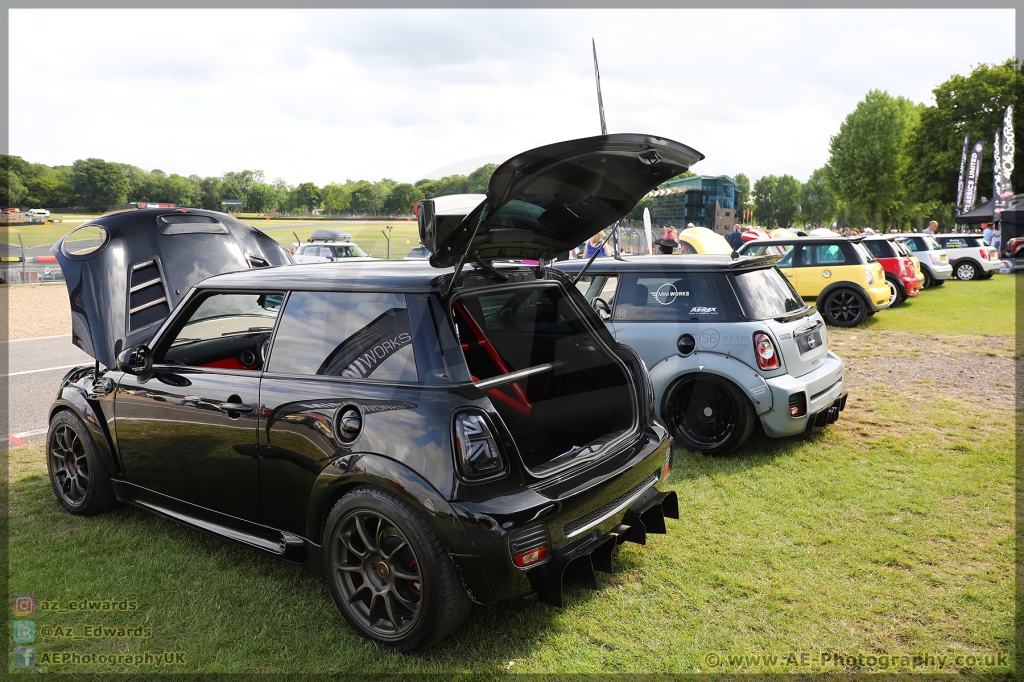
[796,328,823,354]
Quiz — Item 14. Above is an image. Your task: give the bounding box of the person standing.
[584,232,610,258]
[983,223,994,245]
[726,224,744,251]
[923,220,937,235]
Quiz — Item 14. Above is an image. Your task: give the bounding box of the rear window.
[863,240,893,259]
[614,272,732,321]
[852,242,876,263]
[732,268,806,320]
[268,292,418,382]
[939,236,982,248]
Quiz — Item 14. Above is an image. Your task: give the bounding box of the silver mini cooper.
[556,255,848,454]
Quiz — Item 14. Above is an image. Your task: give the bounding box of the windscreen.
[732,268,806,319]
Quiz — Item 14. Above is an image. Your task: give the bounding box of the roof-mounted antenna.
[592,38,607,136]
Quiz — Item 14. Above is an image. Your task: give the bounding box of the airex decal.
[688,306,717,315]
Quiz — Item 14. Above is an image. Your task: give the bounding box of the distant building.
[648,175,738,235]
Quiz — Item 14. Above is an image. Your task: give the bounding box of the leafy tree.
[72,158,130,211]
[825,90,920,229]
[197,176,223,210]
[321,183,352,214]
[625,196,654,220]
[466,164,498,193]
[383,183,423,214]
[351,180,393,215]
[25,175,74,207]
[247,183,278,213]
[415,174,468,199]
[753,174,801,227]
[733,172,751,218]
[799,167,838,227]
[2,167,28,207]
[904,58,1023,216]
[289,182,322,211]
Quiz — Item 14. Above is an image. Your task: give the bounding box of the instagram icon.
[12,594,35,617]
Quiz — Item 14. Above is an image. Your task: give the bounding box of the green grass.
[857,273,1015,337]
[6,272,1015,675]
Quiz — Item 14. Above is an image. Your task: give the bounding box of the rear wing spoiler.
[726,254,782,269]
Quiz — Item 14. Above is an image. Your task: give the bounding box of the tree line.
[0,153,498,216]
[745,58,1022,231]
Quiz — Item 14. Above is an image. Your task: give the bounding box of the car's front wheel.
[955,261,979,280]
[324,486,471,652]
[884,276,906,306]
[822,288,867,327]
[664,374,755,455]
[46,411,119,515]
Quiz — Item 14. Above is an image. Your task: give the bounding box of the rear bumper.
[760,351,845,438]
[865,284,891,311]
[451,424,673,605]
[924,262,953,280]
[980,259,1002,273]
[900,274,923,296]
[804,392,848,431]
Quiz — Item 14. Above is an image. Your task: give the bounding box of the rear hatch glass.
[452,283,634,475]
[731,268,806,320]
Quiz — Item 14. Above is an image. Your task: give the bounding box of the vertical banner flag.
[993,131,1003,216]
[955,133,970,214]
[961,140,986,213]
[994,105,1015,216]
[643,207,652,254]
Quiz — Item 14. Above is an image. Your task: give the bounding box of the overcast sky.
[9,8,1016,186]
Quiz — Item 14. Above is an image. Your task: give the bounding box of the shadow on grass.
[9,473,615,667]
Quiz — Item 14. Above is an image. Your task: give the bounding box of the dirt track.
[3,284,72,339]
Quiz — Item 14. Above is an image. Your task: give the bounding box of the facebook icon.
[13,645,36,668]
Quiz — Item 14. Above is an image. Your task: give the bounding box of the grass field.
[5,270,1015,675]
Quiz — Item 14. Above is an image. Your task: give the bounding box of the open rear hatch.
[51,208,292,369]
[418,134,704,266]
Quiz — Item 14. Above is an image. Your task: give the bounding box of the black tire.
[46,410,119,516]
[955,260,979,281]
[921,268,933,289]
[324,486,471,652]
[884,275,906,306]
[663,374,755,455]
[822,288,868,327]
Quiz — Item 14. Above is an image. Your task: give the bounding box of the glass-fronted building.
[649,175,739,235]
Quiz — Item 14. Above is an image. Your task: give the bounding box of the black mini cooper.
[47,134,701,651]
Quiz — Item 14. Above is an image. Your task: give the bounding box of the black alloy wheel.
[823,289,866,327]
[664,374,755,455]
[46,411,118,515]
[955,261,979,281]
[325,487,471,651]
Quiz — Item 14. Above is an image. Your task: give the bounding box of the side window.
[905,238,924,252]
[267,292,417,382]
[806,243,848,266]
[574,275,619,304]
[863,240,887,259]
[159,292,282,370]
[615,272,730,321]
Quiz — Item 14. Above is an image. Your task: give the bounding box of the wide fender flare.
[650,351,772,419]
[306,452,476,555]
[49,387,119,477]
[816,281,871,308]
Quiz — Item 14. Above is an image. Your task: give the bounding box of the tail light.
[980,248,989,261]
[453,411,504,480]
[788,392,807,417]
[753,332,780,370]
[509,525,550,569]
[863,267,875,285]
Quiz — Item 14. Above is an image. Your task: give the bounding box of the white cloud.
[9,8,1015,185]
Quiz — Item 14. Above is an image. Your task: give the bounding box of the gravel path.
[4,284,72,340]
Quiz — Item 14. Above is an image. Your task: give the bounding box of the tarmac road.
[4,334,94,446]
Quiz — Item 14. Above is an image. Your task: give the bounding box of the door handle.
[784,272,794,277]
[218,402,254,413]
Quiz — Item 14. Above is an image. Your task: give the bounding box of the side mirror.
[116,345,153,375]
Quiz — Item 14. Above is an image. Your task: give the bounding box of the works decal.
[318,308,412,379]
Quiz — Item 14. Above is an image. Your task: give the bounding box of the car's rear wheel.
[664,374,755,455]
[46,411,119,515]
[324,486,471,652]
[921,268,933,289]
[884,276,906,305]
[822,288,867,327]
[955,261,979,280]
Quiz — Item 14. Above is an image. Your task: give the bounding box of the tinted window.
[939,236,981,249]
[903,237,926,251]
[805,243,848,266]
[852,242,876,263]
[615,272,729,321]
[160,292,281,369]
[574,275,619,304]
[863,240,893,259]
[732,268,806,319]
[742,243,793,262]
[268,292,417,381]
